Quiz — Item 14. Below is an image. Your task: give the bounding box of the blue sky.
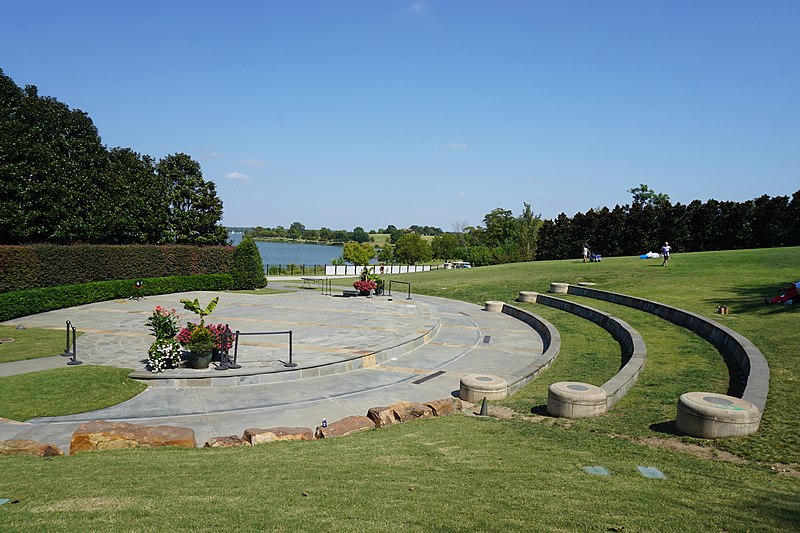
[3,1,798,230]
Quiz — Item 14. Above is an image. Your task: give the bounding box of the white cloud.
[408,1,429,14]
[457,191,467,197]
[238,158,269,168]
[223,171,251,181]
[198,151,222,159]
[447,142,468,150]
[393,0,429,18]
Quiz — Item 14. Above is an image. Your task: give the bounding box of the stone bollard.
[547,382,607,418]
[517,291,538,303]
[459,373,508,402]
[676,392,761,438]
[484,301,504,312]
[549,282,569,294]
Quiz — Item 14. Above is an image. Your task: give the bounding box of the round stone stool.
[676,392,761,438]
[517,291,538,303]
[547,382,607,418]
[549,282,568,294]
[484,301,504,312]
[459,373,508,403]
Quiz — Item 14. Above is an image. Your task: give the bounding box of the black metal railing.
[229,329,296,368]
[388,280,412,300]
[59,320,82,365]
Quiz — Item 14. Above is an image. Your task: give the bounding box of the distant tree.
[431,233,460,262]
[517,202,542,261]
[376,245,395,264]
[288,221,305,239]
[342,242,374,266]
[352,226,370,243]
[394,234,432,264]
[156,153,227,245]
[628,184,670,207]
[230,236,267,289]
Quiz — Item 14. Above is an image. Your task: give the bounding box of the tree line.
[247,223,442,245]
[0,69,227,245]
[536,185,800,260]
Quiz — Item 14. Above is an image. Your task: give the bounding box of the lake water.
[229,232,343,266]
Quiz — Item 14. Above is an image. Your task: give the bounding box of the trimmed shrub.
[0,274,234,322]
[0,244,235,293]
[230,237,267,290]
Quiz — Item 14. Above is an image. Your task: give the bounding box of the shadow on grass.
[530,404,550,416]
[703,282,799,316]
[649,420,679,436]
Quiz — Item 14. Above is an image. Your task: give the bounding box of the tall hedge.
[0,274,234,322]
[230,237,267,290]
[0,244,234,293]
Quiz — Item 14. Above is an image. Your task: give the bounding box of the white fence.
[325,264,434,276]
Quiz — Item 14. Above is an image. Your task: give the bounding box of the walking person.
[661,241,672,267]
[582,243,590,263]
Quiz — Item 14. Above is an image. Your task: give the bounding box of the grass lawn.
[382,247,799,464]
[231,287,294,295]
[0,325,77,364]
[0,247,798,531]
[1,416,797,531]
[0,366,146,421]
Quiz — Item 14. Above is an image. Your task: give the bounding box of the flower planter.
[188,349,213,369]
[358,290,371,296]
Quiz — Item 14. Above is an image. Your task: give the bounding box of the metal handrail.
[230,329,296,368]
[388,280,412,300]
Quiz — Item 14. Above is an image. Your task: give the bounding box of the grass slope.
[384,247,799,464]
[1,417,797,531]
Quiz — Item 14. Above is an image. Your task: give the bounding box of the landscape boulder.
[366,406,399,428]
[389,401,434,422]
[243,427,314,445]
[315,416,375,439]
[0,439,63,457]
[425,398,463,417]
[70,420,197,454]
[204,435,250,448]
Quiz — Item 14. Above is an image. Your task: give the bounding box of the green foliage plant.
[179,296,219,327]
[145,306,181,340]
[0,274,234,322]
[187,325,214,356]
[0,244,234,293]
[230,237,266,290]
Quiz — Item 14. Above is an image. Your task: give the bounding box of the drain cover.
[582,466,611,476]
[637,466,666,479]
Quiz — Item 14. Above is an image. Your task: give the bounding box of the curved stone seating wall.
[498,303,561,395]
[531,294,647,411]
[565,285,769,413]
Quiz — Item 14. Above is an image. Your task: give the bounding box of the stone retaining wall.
[566,285,769,412]
[500,304,561,395]
[532,294,647,410]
